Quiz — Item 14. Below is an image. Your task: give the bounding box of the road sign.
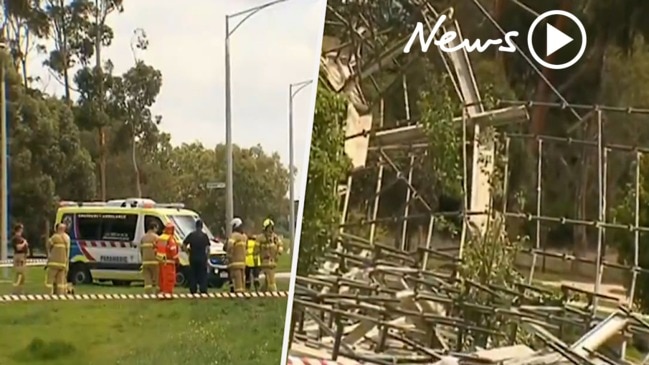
[206,182,226,189]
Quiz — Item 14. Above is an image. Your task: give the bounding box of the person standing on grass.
[140,221,160,295]
[256,218,283,292]
[46,223,70,295]
[184,219,210,295]
[11,223,28,294]
[227,218,247,293]
[244,236,261,291]
[156,223,179,298]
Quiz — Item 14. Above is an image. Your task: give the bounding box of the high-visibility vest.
[245,239,259,267]
[156,233,179,265]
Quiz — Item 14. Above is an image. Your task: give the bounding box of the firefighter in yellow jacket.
[140,221,160,294]
[257,218,283,292]
[227,218,247,293]
[245,237,260,291]
[46,223,71,295]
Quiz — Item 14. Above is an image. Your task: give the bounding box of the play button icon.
[546,24,573,56]
[527,10,587,70]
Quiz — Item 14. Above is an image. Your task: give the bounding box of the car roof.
[57,207,198,216]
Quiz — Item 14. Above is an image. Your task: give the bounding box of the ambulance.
[54,198,229,288]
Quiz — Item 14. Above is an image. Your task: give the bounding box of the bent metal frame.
[288,2,649,364]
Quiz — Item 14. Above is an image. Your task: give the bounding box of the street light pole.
[224,0,289,237]
[288,80,312,247]
[0,41,7,278]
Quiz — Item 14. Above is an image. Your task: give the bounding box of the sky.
[26,0,326,200]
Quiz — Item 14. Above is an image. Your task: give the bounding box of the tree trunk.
[62,64,71,102]
[528,0,571,141]
[573,143,590,273]
[21,28,30,87]
[571,39,607,273]
[132,134,142,198]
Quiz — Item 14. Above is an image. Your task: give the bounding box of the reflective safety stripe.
[51,243,66,248]
[141,243,154,248]
[47,262,67,268]
[13,274,23,286]
[144,285,153,289]
[141,261,158,265]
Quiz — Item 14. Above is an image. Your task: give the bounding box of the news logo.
[403,10,587,70]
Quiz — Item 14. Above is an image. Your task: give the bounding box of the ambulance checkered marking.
[0,291,289,302]
[80,240,134,248]
[287,357,353,365]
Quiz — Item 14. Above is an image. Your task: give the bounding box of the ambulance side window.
[102,214,138,241]
[76,215,102,240]
[60,214,73,232]
[144,215,164,235]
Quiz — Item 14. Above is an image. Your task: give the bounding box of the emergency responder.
[257,218,283,292]
[184,219,210,294]
[11,223,28,294]
[245,236,260,291]
[227,218,247,293]
[156,223,179,297]
[46,223,70,295]
[140,221,160,294]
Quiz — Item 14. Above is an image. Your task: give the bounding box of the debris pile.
[288,232,649,364]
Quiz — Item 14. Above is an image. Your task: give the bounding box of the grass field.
[0,267,290,365]
[276,252,292,272]
[0,252,293,295]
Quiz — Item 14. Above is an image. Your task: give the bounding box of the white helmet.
[231,217,243,229]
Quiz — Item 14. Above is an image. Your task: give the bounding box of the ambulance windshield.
[168,215,215,240]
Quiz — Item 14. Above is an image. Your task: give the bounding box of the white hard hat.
[231,217,243,229]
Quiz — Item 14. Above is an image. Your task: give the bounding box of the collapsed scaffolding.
[289,2,649,364]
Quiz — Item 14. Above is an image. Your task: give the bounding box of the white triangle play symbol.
[546,24,573,56]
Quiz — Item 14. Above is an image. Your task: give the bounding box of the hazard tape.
[0,259,48,268]
[287,356,356,365]
[0,291,288,302]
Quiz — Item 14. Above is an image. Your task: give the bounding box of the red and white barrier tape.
[0,259,48,268]
[287,356,359,365]
[0,291,288,302]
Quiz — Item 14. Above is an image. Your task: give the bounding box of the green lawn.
[0,268,289,365]
[277,250,293,272]
[0,258,293,297]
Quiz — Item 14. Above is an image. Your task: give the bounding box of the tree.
[4,0,50,86]
[107,60,163,197]
[297,80,350,275]
[42,0,93,101]
[163,143,291,234]
[4,53,95,248]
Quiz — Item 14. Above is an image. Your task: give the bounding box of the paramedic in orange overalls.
[155,223,179,297]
